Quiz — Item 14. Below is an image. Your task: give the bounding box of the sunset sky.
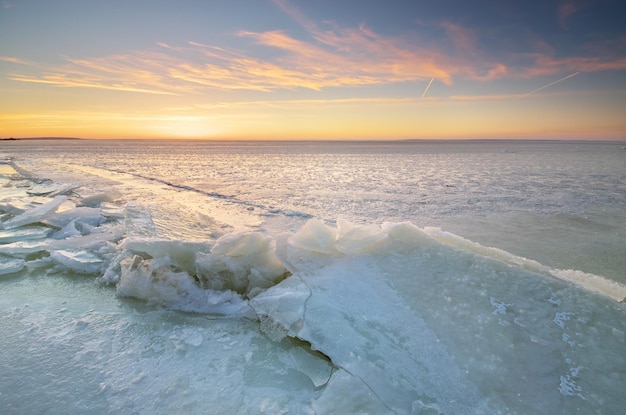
[1,0,625,140]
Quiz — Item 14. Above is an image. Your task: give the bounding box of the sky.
[1,0,625,140]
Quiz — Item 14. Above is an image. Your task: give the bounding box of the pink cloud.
[558,1,580,29]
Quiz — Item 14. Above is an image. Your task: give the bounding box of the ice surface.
[0,281,331,415]
[424,226,626,302]
[1,159,626,414]
[253,218,626,413]
[252,224,490,414]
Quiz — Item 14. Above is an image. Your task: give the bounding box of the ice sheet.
[252,228,490,414]
[1,163,626,414]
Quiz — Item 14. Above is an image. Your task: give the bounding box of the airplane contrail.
[517,71,580,99]
[421,78,434,98]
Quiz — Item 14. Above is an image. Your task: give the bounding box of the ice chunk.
[79,190,122,207]
[0,199,30,215]
[45,227,124,251]
[123,238,211,274]
[0,227,52,243]
[288,218,337,254]
[100,202,124,219]
[27,182,79,196]
[382,221,439,248]
[50,250,104,274]
[0,240,46,256]
[116,255,252,316]
[0,258,25,275]
[334,219,388,254]
[124,204,156,237]
[43,207,103,230]
[1,195,67,229]
[195,231,288,296]
[211,231,271,257]
[275,232,336,274]
[284,342,334,388]
[52,220,83,239]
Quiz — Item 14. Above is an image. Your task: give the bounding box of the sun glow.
[147,116,221,139]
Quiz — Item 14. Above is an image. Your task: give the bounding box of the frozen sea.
[1,139,625,414]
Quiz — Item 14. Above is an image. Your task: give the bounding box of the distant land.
[0,137,82,141]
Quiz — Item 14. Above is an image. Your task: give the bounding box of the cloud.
[196,96,421,111]
[515,52,626,77]
[0,56,30,65]
[558,0,581,29]
[6,0,625,98]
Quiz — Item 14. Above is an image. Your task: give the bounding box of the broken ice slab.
[123,238,211,272]
[79,191,122,208]
[100,202,124,219]
[195,231,288,296]
[0,227,52,243]
[124,204,157,237]
[116,254,253,316]
[50,249,105,274]
[0,240,46,256]
[26,182,80,197]
[0,258,25,276]
[45,227,124,251]
[1,195,67,229]
[42,206,103,229]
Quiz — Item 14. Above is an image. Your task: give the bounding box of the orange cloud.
[0,55,31,65]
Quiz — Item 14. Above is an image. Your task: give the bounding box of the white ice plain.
[2,169,626,414]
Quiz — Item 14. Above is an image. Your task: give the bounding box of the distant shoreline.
[1,137,82,141]
[2,137,624,144]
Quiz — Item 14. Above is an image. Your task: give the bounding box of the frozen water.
[1,139,625,414]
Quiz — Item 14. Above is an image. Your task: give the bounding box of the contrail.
[421,78,434,98]
[517,71,580,99]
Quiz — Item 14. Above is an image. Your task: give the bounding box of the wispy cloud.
[6,0,626,98]
[558,0,582,29]
[515,53,626,78]
[196,96,421,111]
[0,56,30,65]
[8,51,193,95]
